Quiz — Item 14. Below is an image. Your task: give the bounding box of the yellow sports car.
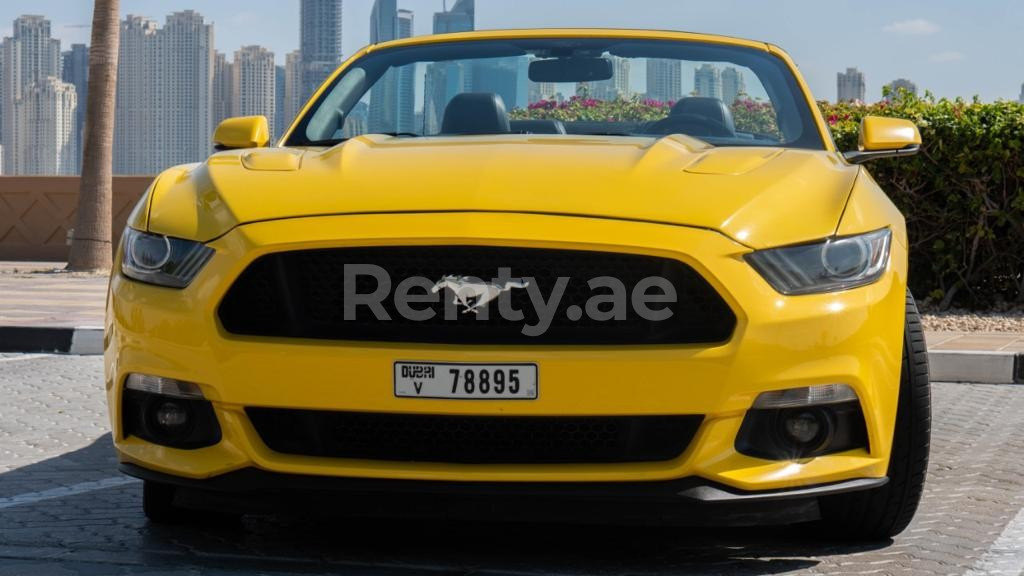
[106,29,930,539]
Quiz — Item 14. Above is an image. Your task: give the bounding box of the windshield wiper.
[300,132,422,147]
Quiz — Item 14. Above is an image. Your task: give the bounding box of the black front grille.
[246,409,703,464]
[218,246,735,345]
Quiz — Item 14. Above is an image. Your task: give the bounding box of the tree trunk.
[67,0,120,271]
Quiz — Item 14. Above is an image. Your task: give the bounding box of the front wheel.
[816,290,931,539]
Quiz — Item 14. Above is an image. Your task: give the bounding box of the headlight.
[121,228,213,288]
[745,228,891,295]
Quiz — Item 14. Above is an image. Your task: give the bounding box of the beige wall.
[0,176,153,261]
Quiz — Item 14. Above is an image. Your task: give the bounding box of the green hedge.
[513,92,1024,309]
[822,91,1024,309]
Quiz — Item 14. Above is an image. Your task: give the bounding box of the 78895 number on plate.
[394,362,538,400]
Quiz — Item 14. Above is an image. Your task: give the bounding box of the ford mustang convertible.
[107,29,930,540]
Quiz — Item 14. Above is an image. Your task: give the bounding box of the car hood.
[146,134,858,249]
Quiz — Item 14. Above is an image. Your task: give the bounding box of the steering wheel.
[645,113,734,138]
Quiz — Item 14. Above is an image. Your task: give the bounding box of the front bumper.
[106,211,907,493]
[120,462,887,526]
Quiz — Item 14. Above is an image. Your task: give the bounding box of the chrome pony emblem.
[431,275,529,314]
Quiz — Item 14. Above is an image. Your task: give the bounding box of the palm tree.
[68,0,120,271]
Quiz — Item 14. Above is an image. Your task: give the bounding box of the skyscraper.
[232,45,276,138]
[693,64,722,99]
[370,0,398,44]
[837,67,866,102]
[114,11,214,175]
[424,61,473,133]
[368,0,414,133]
[1019,83,1024,104]
[212,52,234,129]
[283,50,303,129]
[424,0,475,132]
[396,10,415,132]
[275,65,286,138]
[2,15,64,175]
[585,56,630,100]
[472,58,528,110]
[646,58,682,103]
[61,43,88,173]
[14,76,77,175]
[721,67,745,104]
[343,101,368,137]
[528,80,556,104]
[300,0,343,102]
[433,0,474,34]
[885,78,917,98]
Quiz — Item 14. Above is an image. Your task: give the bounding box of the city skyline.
[0,0,1019,103]
[2,15,75,175]
[0,3,1020,175]
[0,6,787,176]
[113,10,214,175]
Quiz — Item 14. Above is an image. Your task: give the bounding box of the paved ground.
[1,355,1023,575]
[0,263,106,328]
[928,332,1024,353]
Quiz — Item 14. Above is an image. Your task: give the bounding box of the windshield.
[287,37,824,149]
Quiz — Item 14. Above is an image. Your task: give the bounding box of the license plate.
[394,362,538,400]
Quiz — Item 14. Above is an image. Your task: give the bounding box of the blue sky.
[1,0,1021,102]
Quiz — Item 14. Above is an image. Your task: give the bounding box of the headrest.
[441,93,511,135]
[670,97,736,133]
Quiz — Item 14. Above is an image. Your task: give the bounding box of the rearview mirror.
[843,116,921,164]
[213,116,270,150]
[529,57,613,83]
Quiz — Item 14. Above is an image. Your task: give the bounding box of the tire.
[142,480,184,523]
[816,289,931,540]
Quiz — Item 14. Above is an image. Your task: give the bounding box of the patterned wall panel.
[0,177,153,261]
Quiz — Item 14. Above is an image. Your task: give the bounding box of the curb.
[929,350,1023,385]
[0,326,103,356]
[0,328,1020,383]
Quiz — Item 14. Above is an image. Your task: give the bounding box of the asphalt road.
[1,354,1023,575]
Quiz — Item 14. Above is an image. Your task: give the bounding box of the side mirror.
[843,116,921,164]
[213,116,270,150]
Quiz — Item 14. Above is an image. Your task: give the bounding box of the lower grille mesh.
[246,409,703,464]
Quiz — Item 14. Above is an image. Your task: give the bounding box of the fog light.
[737,400,867,461]
[122,376,221,450]
[775,407,834,456]
[154,401,190,430]
[783,411,821,444]
[146,399,194,443]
